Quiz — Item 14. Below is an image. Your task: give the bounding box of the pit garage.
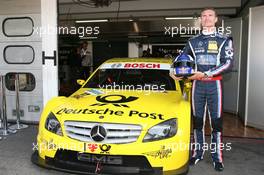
[0,0,264,175]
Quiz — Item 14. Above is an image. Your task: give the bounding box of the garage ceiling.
[59,0,242,22]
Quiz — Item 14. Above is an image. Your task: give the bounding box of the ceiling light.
[165,17,194,20]
[180,34,196,38]
[128,35,147,38]
[76,19,108,23]
[79,36,98,39]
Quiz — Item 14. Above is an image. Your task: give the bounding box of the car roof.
[104,58,173,64]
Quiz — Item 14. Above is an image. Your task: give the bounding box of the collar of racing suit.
[202,29,217,35]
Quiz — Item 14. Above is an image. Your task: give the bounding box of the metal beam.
[59,0,241,14]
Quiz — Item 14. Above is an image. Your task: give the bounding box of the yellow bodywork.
[37,58,191,175]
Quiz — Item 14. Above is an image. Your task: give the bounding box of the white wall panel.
[222,18,242,114]
[0,0,41,15]
[245,6,264,130]
[41,0,59,106]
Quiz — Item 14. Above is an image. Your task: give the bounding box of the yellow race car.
[32,58,191,175]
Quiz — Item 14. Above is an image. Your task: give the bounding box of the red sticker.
[88,144,98,152]
[124,63,160,69]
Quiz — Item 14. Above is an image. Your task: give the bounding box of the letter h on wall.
[42,51,57,66]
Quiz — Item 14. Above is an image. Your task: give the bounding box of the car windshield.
[84,68,176,91]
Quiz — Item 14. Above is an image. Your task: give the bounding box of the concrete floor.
[0,126,263,175]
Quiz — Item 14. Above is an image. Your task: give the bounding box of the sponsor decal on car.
[85,89,105,96]
[99,144,112,154]
[83,143,112,154]
[100,62,170,70]
[143,146,172,159]
[56,108,165,120]
[124,63,161,69]
[73,89,105,99]
[86,143,98,152]
[91,95,138,108]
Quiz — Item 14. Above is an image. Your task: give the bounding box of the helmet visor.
[174,61,194,68]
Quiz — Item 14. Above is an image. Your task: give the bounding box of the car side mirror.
[77,79,85,86]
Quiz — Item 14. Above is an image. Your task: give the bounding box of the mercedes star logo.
[90,125,107,142]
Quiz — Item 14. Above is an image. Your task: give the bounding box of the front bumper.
[31,150,188,175]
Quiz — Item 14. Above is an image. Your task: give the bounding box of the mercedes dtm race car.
[32,58,191,175]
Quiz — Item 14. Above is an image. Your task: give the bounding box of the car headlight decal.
[143,118,177,142]
[45,112,63,136]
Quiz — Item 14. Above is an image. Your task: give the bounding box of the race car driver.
[170,7,234,171]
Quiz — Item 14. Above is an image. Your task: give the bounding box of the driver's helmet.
[173,53,195,77]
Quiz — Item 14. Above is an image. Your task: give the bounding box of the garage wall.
[41,0,59,106]
[238,14,249,124]
[0,0,41,15]
[236,0,264,126]
[129,42,140,58]
[222,18,242,114]
[245,6,264,130]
